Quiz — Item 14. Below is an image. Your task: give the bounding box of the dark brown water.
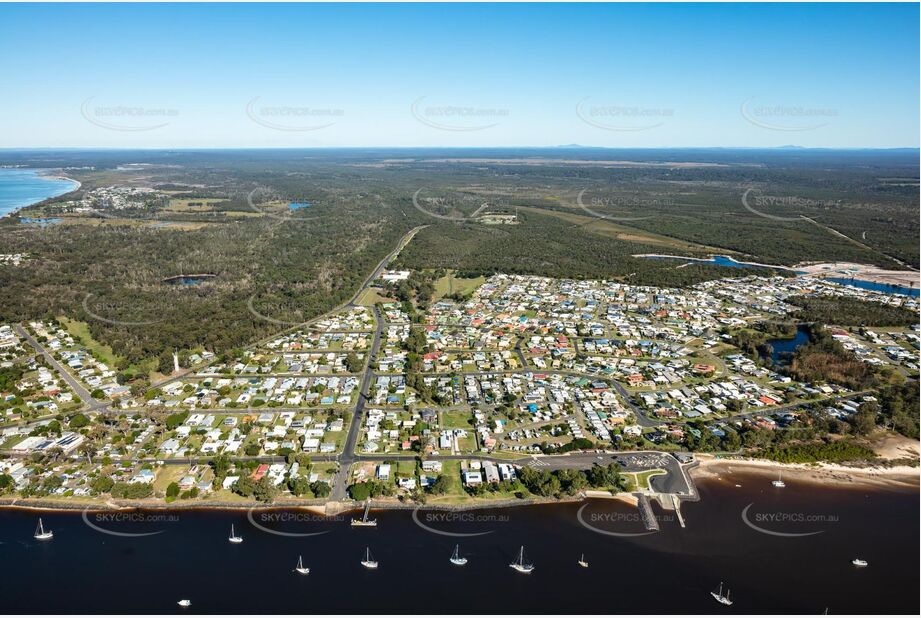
[0,475,917,614]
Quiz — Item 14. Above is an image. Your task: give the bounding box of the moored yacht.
[294,555,310,575]
[34,518,53,541]
[711,582,733,606]
[509,546,534,574]
[361,547,378,569]
[449,544,467,566]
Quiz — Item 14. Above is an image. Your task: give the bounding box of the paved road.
[516,450,693,495]
[325,226,426,501]
[330,305,384,500]
[152,225,427,394]
[345,226,427,308]
[514,338,529,369]
[7,222,862,506]
[14,324,102,409]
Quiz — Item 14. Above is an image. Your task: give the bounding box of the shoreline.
[1,491,610,516]
[794,260,919,287]
[632,253,797,271]
[634,253,919,290]
[0,168,81,220]
[4,455,916,515]
[692,453,920,492]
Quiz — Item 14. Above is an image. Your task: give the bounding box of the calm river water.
[0,475,917,614]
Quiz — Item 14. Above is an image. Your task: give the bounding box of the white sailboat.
[711,581,733,606]
[772,471,786,488]
[228,524,243,544]
[177,600,191,608]
[449,544,468,566]
[294,555,310,575]
[509,546,534,574]
[578,553,589,568]
[34,518,53,540]
[361,547,378,569]
[851,558,868,567]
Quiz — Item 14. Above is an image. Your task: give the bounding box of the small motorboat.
[851,558,868,567]
[177,600,191,608]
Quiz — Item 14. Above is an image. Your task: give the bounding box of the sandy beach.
[692,453,919,491]
[37,169,82,193]
[0,168,81,219]
[795,261,919,287]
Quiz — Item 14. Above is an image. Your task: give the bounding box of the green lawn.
[0,434,26,449]
[631,468,667,491]
[433,272,486,300]
[393,460,417,478]
[58,317,121,367]
[58,316,156,377]
[439,409,472,428]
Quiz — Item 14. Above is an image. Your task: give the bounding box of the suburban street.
[1,224,880,514]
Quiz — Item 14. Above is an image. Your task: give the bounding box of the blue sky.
[0,2,917,148]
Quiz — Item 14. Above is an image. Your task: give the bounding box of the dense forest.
[789,325,881,390]
[0,177,409,368]
[1,149,917,380]
[394,211,782,286]
[787,295,919,327]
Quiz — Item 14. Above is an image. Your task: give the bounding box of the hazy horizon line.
[2,145,919,152]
